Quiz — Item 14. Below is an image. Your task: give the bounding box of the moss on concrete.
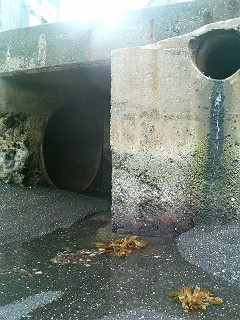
[218,138,240,218]
[185,140,209,214]
[185,136,240,222]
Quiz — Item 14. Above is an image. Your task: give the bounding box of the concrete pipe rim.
[189,28,240,81]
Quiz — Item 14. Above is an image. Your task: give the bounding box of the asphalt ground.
[177,222,240,287]
[0,183,239,319]
[0,182,110,245]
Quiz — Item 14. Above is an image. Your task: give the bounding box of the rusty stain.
[202,9,214,25]
[86,28,92,61]
[149,19,155,44]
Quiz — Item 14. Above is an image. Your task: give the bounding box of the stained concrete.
[0,0,239,227]
[0,0,238,192]
[111,18,240,233]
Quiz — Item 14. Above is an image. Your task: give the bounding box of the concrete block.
[111,18,240,234]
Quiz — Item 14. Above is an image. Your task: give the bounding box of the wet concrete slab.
[177,223,240,287]
[0,182,110,244]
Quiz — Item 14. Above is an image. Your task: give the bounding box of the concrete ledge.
[0,0,238,76]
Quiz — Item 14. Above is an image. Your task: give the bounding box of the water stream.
[202,81,226,222]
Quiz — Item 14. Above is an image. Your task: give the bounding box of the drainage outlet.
[42,105,103,192]
[189,29,240,80]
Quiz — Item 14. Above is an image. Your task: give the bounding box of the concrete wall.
[0,0,239,195]
[0,0,239,76]
[111,18,240,234]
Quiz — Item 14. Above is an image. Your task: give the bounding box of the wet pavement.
[0,185,239,320]
[177,223,240,287]
[0,182,110,244]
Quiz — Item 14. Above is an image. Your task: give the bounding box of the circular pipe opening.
[189,29,240,80]
[42,105,102,192]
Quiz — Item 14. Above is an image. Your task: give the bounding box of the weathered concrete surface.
[0,0,238,76]
[111,18,240,234]
[0,0,238,191]
[0,112,44,184]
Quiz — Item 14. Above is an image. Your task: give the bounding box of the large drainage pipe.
[190,29,240,80]
[42,105,103,193]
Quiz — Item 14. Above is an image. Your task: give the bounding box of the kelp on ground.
[50,235,150,265]
[168,285,223,313]
[92,235,150,258]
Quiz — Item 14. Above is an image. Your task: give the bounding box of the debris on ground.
[0,268,43,277]
[0,269,11,275]
[51,235,150,264]
[50,249,103,265]
[12,268,33,277]
[167,285,223,313]
[92,235,150,258]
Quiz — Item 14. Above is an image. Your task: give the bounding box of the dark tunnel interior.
[42,67,112,198]
[43,104,103,193]
[5,66,112,198]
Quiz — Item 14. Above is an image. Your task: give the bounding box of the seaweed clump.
[50,236,150,265]
[93,235,150,258]
[168,285,223,313]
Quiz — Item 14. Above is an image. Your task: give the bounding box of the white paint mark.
[38,34,47,67]
[5,47,11,72]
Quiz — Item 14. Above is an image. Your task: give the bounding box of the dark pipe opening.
[43,104,103,193]
[189,29,240,80]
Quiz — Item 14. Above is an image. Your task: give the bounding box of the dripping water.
[203,81,225,221]
[209,83,225,161]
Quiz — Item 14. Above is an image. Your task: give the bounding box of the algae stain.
[186,141,208,212]
[187,82,240,222]
[218,139,240,219]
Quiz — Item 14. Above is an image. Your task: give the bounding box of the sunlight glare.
[60,0,149,22]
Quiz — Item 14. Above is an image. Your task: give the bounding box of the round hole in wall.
[189,29,240,80]
[42,105,102,193]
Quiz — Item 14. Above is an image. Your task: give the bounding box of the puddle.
[0,212,239,319]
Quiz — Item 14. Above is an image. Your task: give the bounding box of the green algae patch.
[184,141,209,215]
[218,139,240,219]
[184,135,240,222]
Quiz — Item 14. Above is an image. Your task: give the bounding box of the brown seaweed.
[92,235,150,258]
[168,285,223,313]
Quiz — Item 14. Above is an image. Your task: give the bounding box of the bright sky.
[27,0,194,26]
[60,0,149,22]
